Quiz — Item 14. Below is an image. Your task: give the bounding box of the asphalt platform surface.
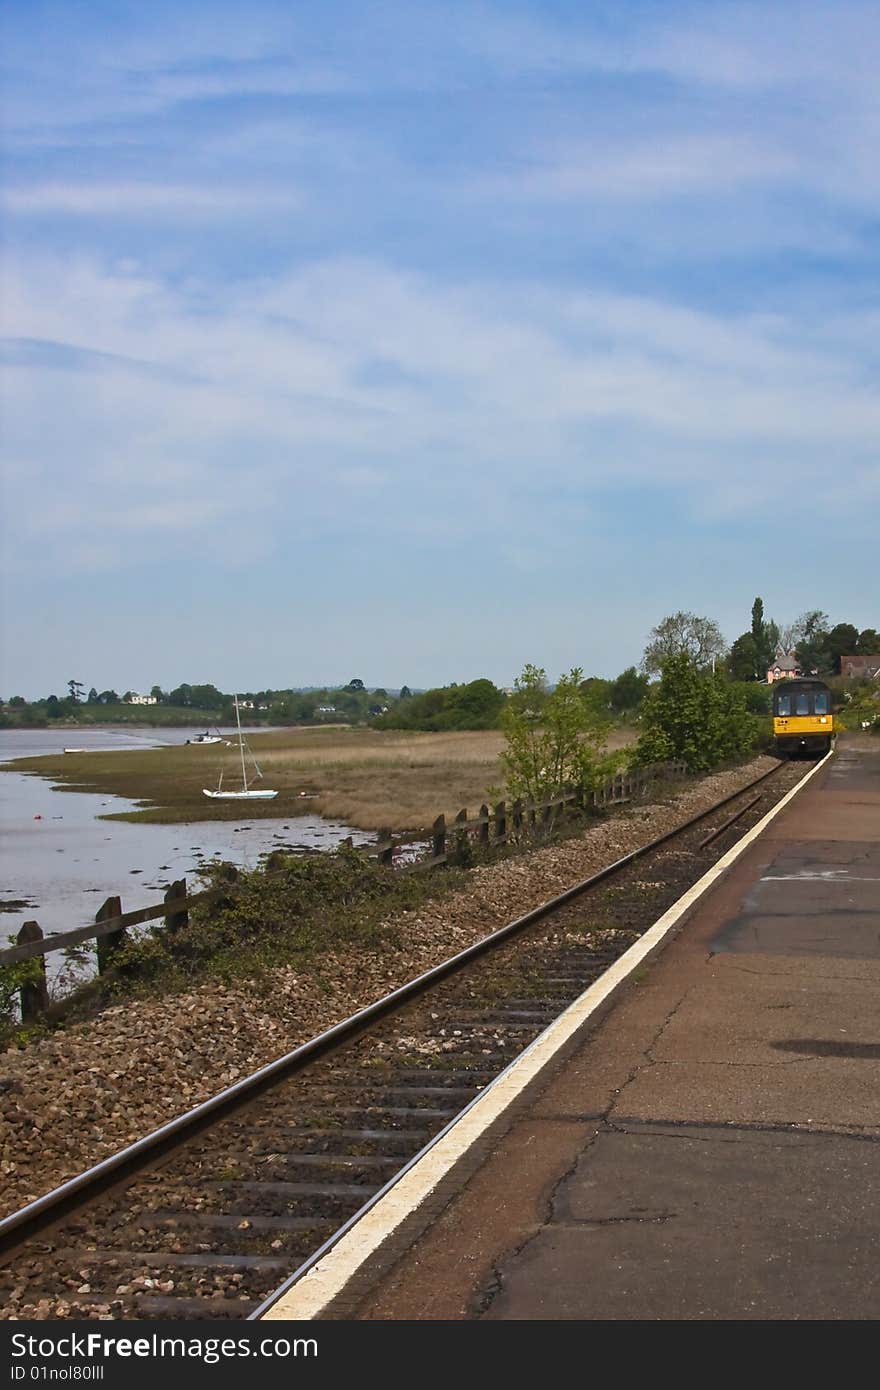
[330,737,880,1321]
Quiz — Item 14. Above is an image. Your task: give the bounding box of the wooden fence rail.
[2,758,688,1018]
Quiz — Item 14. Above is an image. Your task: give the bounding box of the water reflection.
[0,728,374,951]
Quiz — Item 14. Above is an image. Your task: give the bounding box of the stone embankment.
[0,756,778,1221]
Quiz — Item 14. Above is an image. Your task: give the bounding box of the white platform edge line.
[261,750,832,1320]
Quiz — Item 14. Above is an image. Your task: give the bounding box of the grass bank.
[5,726,638,832]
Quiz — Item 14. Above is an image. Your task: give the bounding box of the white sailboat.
[202,696,277,800]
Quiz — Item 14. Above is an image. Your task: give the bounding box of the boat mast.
[235,695,248,792]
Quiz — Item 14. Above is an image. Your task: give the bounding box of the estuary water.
[0,728,373,951]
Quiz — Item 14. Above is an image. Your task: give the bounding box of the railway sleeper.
[141,1211,339,1231]
[135,1294,260,1318]
[57,1219,340,1262]
[71,1249,292,1270]
[171,1148,408,1174]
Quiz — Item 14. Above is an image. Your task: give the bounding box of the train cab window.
[795,692,810,715]
[776,694,791,715]
[814,690,830,714]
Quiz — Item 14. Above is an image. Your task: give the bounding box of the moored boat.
[202,697,277,800]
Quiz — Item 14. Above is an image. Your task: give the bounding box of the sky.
[2,0,879,699]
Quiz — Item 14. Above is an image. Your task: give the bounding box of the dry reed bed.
[6,726,636,830]
[0,753,778,1227]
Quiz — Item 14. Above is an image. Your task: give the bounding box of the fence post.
[431,814,446,861]
[478,804,490,850]
[95,895,125,975]
[494,801,507,844]
[377,828,394,867]
[512,799,524,837]
[17,921,49,1023]
[453,808,469,864]
[163,878,189,935]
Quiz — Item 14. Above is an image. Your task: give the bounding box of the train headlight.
[819,716,827,723]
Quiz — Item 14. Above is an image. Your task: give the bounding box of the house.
[124,692,158,705]
[841,654,880,680]
[315,704,337,715]
[766,651,800,684]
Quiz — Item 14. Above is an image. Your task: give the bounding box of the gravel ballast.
[0,756,780,1223]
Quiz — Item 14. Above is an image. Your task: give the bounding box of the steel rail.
[0,758,790,1258]
[697,793,763,849]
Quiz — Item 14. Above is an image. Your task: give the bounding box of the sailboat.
[202,696,278,800]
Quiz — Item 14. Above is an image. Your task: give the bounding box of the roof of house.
[770,651,799,671]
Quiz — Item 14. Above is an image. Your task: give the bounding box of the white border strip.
[261,750,833,1320]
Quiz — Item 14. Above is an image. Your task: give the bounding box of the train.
[772,677,835,757]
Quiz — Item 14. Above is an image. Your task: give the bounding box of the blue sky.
[2,0,879,698]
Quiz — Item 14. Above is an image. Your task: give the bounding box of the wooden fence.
[2,758,686,1021]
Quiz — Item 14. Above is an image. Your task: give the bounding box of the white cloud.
[4,182,302,217]
[476,134,798,201]
[3,250,880,589]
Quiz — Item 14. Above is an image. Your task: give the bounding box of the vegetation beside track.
[92,845,471,1005]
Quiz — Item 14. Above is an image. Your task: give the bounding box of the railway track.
[0,757,813,1320]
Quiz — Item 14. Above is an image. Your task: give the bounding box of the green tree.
[634,654,755,773]
[270,692,317,723]
[857,629,880,653]
[189,684,225,710]
[792,610,830,675]
[609,667,649,714]
[67,679,84,702]
[398,685,412,699]
[445,678,505,728]
[824,623,860,674]
[642,611,725,675]
[728,632,760,682]
[750,597,777,675]
[87,687,99,704]
[501,666,607,803]
[375,678,504,731]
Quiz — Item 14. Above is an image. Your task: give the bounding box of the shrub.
[633,654,757,774]
[500,665,609,803]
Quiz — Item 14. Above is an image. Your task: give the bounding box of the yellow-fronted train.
[772,677,835,757]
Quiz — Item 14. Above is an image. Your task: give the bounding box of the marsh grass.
[4,726,637,831]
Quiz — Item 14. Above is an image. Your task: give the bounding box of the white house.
[124,692,158,705]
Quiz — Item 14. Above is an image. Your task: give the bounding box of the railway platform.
[262,736,880,1320]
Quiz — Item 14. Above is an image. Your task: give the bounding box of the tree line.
[4,598,876,735]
